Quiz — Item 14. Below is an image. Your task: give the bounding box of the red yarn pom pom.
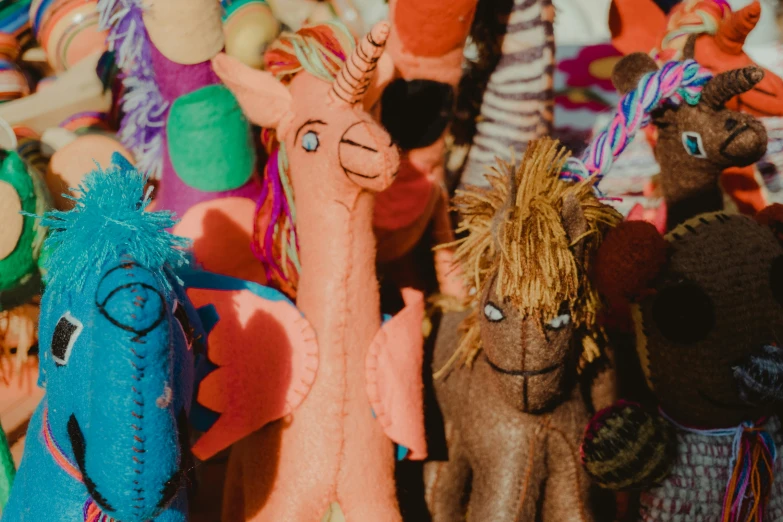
[594,221,668,307]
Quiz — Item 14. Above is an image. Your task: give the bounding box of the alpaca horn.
[330,21,390,105]
[715,1,760,55]
[700,66,764,108]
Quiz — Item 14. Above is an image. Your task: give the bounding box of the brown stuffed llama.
[612,38,767,231]
[424,139,622,521]
[582,206,783,521]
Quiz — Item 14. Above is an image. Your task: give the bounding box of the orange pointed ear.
[594,221,668,308]
[211,52,292,129]
[609,0,667,55]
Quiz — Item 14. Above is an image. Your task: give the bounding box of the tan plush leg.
[424,446,471,521]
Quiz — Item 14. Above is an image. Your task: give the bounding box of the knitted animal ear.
[211,52,292,130]
[611,53,659,95]
[562,193,589,260]
[756,203,783,242]
[594,221,668,308]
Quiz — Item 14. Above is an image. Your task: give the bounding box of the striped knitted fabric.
[641,417,783,521]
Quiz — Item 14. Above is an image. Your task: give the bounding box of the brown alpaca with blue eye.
[424,139,622,521]
[614,37,768,231]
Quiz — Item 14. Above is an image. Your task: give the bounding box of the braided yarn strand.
[560,59,713,186]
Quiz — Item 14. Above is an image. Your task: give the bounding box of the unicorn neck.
[656,151,724,230]
[294,187,381,361]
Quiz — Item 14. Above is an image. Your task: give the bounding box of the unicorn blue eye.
[302,131,319,152]
[682,132,707,158]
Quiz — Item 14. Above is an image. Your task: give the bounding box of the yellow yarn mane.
[436,139,622,377]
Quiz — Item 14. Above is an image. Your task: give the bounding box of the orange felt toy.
[609,0,781,213]
[200,22,427,521]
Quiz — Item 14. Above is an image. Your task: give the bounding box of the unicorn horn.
[330,21,390,105]
[715,1,761,56]
[701,65,765,109]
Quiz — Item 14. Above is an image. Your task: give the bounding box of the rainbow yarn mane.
[96,0,168,178]
[253,21,354,297]
[654,0,731,63]
[560,59,713,186]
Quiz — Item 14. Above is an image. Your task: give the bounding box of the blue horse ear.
[110,152,133,172]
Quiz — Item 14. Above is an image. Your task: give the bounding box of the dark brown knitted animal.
[423,139,622,521]
[613,37,767,231]
[582,207,783,521]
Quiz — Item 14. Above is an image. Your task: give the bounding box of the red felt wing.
[366,288,427,460]
[190,287,318,460]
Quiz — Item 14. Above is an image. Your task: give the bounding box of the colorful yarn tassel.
[253,131,300,297]
[661,409,778,522]
[560,59,713,187]
[721,425,776,522]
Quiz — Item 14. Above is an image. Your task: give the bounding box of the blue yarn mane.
[35,153,190,295]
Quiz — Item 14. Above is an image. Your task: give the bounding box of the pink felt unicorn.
[191,21,427,522]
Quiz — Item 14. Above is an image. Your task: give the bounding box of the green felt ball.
[167,84,256,192]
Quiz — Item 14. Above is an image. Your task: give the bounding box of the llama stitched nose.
[732,344,783,405]
[719,119,767,165]
[339,121,399,190]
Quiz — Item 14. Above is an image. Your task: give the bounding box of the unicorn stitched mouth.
[67,412,185,516]
[718,124,751,160]
[67,415,116,514]
[342,167,380,179]
[484,353,560,377]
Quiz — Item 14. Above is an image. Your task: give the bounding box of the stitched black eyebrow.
[294,119,327,144]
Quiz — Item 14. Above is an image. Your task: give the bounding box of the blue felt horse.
[3,154,205,522]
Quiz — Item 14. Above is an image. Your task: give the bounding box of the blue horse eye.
[302,131,319,152]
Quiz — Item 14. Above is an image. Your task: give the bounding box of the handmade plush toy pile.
[5,0,783,521]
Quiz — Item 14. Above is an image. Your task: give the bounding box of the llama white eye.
[682,132,707,159]
[51,312,83,366]
[483,302,505,322]
[547,314,571,330]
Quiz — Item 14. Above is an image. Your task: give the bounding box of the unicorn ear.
[561,193,589,260]
[612,53,659,95]
[211,52,293,129]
